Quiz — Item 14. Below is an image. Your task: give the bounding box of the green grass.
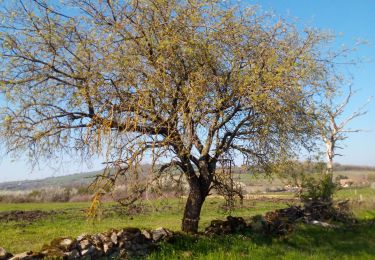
[0,187,374,259]
[335,187,375,219]
[150,221,375,259]
[336,186,375,200]
[0,198,285,253]
[0,201,90,211]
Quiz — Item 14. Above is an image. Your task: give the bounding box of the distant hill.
[0,170,101,191]
[0,163,374,192]
[0,164,153,191]
[333,164,375,172]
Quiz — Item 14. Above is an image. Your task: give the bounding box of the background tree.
[318,85,370,175]
[0,0,337,233]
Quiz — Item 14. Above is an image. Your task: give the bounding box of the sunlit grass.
[0,198,285,253]
[149,221,375,259]
[0,188,374,258]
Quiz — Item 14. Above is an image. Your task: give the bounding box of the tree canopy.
[0,0,337,232]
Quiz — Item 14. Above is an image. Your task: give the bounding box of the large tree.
[0,0,334,232]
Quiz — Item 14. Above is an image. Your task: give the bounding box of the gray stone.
[63,249,80,259]
[78,239,91,251]
[8,251,41,260]
[118,240,131,249]
[141,230,152,240]
[50,237,77,251]
[151,227,173,243]
[81,245,95,256]
[120,227,141,239]
[310,220,336,228]
[99,233,111,243]
[40,247,64,258]
[110,232,118,245]
[60,238,75,250]
[119,249,128,259]
[205,216,248,235]
[6,226,161,260]
[0,247,12,260]
[103,242,114,254]
[91,235,103,249]
[76,234,89,242]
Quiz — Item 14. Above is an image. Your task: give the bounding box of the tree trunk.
[325,139,334,176]
[181,185,205,233]
[180,159,214,233]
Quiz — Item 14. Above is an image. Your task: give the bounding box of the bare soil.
[0,210,59,222]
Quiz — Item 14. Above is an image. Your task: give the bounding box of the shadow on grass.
[285,219,375,256]
[149,219,375,259]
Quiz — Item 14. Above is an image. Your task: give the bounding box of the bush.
[301,173,337,203]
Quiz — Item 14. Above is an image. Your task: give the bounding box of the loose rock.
[50,237,77,251]
[8,251,43,260]
[150,227,174,243]
[309,220,336,228]
[63,249,80,259]
[78,239,91,251]
[0,247,12,260]
[205,216,248,235]
[110,232,118,245]
[141,230,152,240]
[3,226,174,259]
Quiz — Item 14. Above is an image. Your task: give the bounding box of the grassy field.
[0,187,374,259]
[233,170,375,192]
[150,222,375,259]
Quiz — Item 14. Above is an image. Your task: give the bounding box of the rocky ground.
[0,227,174,260]
[0,200,354,260]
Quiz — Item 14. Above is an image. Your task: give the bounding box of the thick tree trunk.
[180,158,214,233]
[181,185,206,233]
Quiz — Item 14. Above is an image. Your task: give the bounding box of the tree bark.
[181,159,214,233]
[325,138,334,181]
[181,183,207,233]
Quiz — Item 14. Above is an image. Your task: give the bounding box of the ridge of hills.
[1,163,374,191]
[0,170,101,191]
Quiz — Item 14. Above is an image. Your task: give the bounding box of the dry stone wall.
[0,227,173,260]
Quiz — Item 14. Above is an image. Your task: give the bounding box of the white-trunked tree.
[319,85,370,175]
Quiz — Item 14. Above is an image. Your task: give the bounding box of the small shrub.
[300,173,337,203]
[49,188,71,202]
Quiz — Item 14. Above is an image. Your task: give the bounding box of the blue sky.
[247,0,375,166]
[0,0,375,182]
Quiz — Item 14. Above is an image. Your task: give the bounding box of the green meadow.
[0,187,374,259]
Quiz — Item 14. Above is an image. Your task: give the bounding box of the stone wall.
[0,227,173,260]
